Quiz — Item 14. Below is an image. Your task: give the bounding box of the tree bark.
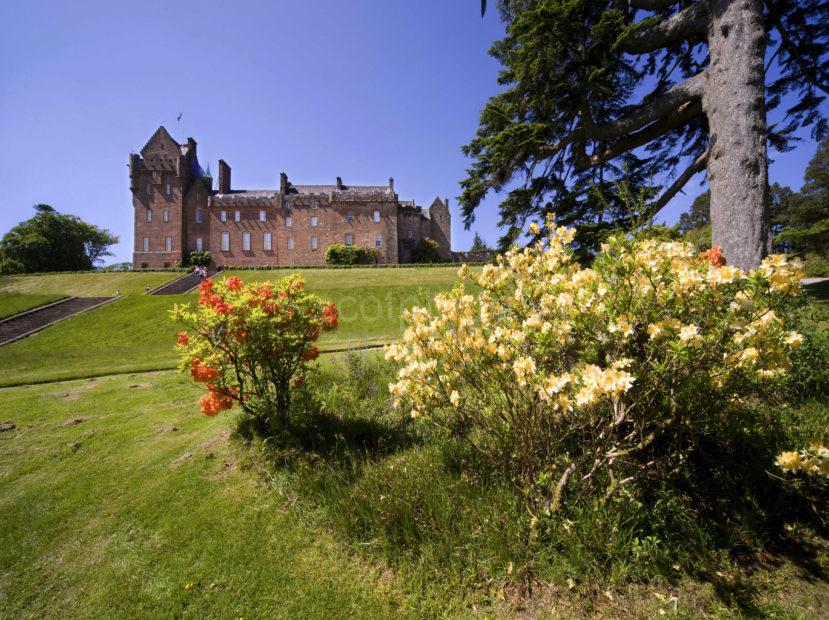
[702,0,769,270]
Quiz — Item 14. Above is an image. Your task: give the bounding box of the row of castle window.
[146,182,173,198]
[147,207,383,226]
[142,232,382,253]
[146,208,170,223]
[142,236,174,252]
[218,232,382,252]
[147,208,380,228]
[218,209,382,225]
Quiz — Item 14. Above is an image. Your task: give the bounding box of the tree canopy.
[465,0,828,269]
[0,205,119,274]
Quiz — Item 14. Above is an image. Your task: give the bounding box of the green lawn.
[0,293,67,319]
[0,268,466,386]
[0,372,408,618]
[0,271,181,297]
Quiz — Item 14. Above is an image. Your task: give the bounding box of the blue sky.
[0,0,824,263]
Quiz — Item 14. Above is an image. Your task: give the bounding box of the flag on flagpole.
[177,113,182,122]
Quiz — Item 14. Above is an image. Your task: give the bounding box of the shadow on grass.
[804,279,829,304]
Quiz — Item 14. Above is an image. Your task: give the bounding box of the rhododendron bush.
[386,219,805,508]
[172,274,338,433]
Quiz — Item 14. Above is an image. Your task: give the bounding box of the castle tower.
[428,197,451,260]
[131,126,195,268]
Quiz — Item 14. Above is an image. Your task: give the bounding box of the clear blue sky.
[0,0,824,263]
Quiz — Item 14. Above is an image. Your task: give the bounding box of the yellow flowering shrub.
[776,439,829,478]
[386,218,805,506]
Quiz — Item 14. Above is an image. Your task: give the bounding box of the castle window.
[286,214,293,228]
[221,232,230,252]
[196,208,203,224]
[285,201,292,210]
[242,232,251,252]
[264,232,272,251]
[165,236,173,252]
[344,233,353,246]
[145,182,152,197]
[310,215,318,227]
[287,237,294,250]
[310,236,318,250]
[234,210,241,222]
[346,211,354,224]
[165,182,172,197]
[407,230,414,239]
[143,236,150,252]
[146,208,152,222]
[220,210,227,222]
[373,210,380,223]
[310,201,318,210]
[259,210,266,222]
[375,233,382,248]
[196,237,203,251]
[163,209,169,223]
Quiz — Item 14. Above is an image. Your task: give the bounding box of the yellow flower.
[529,222,540,235]
[513,356,537,385]
[679,324,700,343]
[784,331,803,349]
[775,451,802,472]
[450,390,460,407]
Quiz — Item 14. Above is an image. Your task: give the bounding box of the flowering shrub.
[386,217,805,507]
[172,274,338,433]
[776,439,829,478]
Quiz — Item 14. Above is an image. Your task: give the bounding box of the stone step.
[0,297,115,346]
[150,269,221,295]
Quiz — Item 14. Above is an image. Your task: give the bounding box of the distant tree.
[0,205,118,274]
[678,192,710,233]
[411,238,444,264]
[775,136,829,254]
[466,0,829,269]
[470,232,491,252]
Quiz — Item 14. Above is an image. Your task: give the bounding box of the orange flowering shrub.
[172,274,338,433]
[386,217,805,506]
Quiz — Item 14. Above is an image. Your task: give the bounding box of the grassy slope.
[0,272,181,297]
[0,268,464,386]
[0,293,66,320]
[0,372,408,618]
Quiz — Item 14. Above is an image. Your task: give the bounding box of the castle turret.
[428,197,451,260]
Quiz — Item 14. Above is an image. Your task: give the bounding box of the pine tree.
[775,136,829,253]
[466,0,828,269]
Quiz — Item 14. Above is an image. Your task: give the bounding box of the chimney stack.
[218,159,231,194]
[280,172,288,194]
[336,176,343,190]
[389,177,394,193]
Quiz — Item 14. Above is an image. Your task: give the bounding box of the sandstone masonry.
[131,127,451,268]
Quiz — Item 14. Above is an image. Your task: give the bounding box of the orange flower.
[701,246,726,268]
[191,362,220,382]
[225,276,243,291]
[323,303,339,328]
[198,390,234,416]
[198,279,214,305]
[177,331,189,345]
[301,346,320,362]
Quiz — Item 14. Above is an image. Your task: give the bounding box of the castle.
[131,127,451,268]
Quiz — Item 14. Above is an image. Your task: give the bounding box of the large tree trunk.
[702,0,769,270]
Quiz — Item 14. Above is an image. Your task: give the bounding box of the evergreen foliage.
[463,0,828,264]
[0,205,118,274]
[324,244,378,266]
